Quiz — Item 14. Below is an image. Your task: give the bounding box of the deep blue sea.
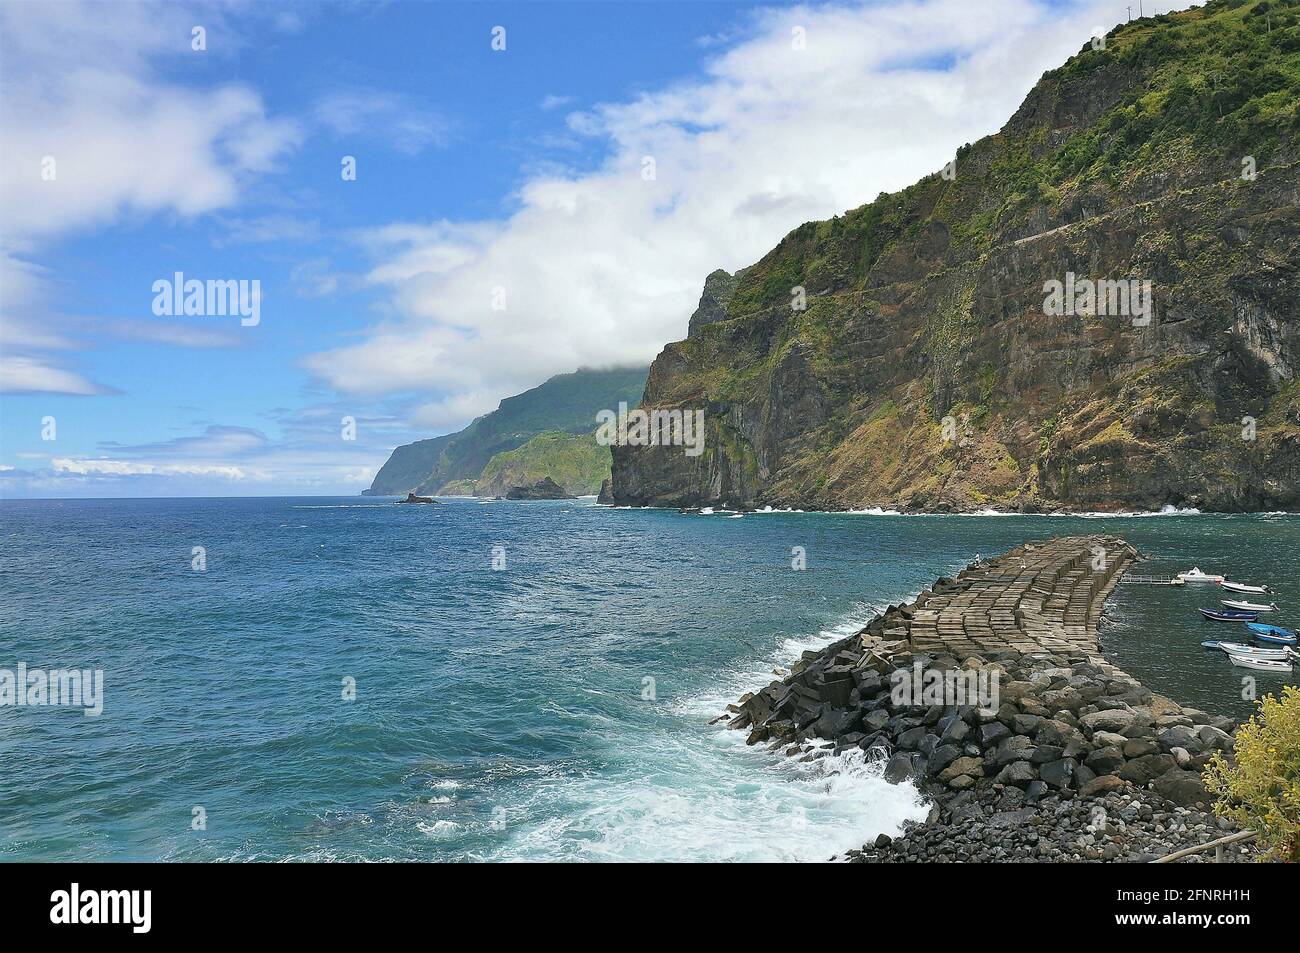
[1,497,1296,862]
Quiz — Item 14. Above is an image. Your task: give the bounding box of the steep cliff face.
[612,0,1300,512]
[366,366,647,495]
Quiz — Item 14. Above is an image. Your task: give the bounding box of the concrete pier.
[904,535,1139,661]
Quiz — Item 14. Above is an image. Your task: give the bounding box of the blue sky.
[0,0,1174,497]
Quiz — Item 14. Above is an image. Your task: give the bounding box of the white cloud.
[303,0,1132,423]
[99,320,244,348]
[98,424,271,458]
[0,355,113,396]
[0,0,300,394]
[313,89,451,155]
[1,410,416,497]
[409,391,504,430]
[52,458,251,479]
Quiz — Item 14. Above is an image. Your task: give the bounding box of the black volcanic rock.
[395,493,439,505]
[504,477,574,500]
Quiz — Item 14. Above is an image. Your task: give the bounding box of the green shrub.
[1204,685,1300,862]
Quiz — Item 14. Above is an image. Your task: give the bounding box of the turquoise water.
[1,498,1295,862]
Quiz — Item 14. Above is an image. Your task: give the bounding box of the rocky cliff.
[367,366,647,496]
[470,431,610,497]
[612,0,1300,512]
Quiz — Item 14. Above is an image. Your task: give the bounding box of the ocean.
[1,497,1296,861]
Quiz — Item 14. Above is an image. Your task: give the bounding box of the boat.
[1200,608,1259,622]
[1221,579,1273,594]
[1201,640,1290,659]
[1178,567,1224,583]
[1226,652,1293,673]
[1221,599,1279,612]
[1244,622,1298,645]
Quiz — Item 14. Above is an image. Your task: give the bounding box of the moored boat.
[1221,599,1279,612]
[1226,652,1293,673]
[1244,622,1298,645]
[1177,567,1224,583]
[1200,607,1259,622]
[1201,640,1289,659]
[1221,579,1273,594]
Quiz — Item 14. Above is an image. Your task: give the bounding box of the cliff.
[366,366,647,496]
[471,431,610,497]
[611,0,1300,512]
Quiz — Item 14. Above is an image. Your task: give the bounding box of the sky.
[0,0,1197,498]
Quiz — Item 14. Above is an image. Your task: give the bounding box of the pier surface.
[904,535,1138,661]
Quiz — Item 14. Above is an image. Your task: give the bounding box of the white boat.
[1226,652,1292,673]
[1221,599,1279,612]
[1221,579,1273,594]
[1177,567,1224,583]
[1203,640,1290,660]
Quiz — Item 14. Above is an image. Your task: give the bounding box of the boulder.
[940,716,971,746]
[1012,713,1042,735]
[1092,731,1128,749]
[978,722,1011,747]
[994,761,1038,788]
[928,744,962,776]
[1079,709,1136,733]
[1080,774,1127,797]
[1084,746,1126,775]
[994,735,1037,765]
[1034,719,1077,747]
[1118,753,1176,785]
[862,709,891,732]
[1001,680,1038,702]
[1153,768,1210,808]
[937,756,984,782]
[883,751,921,784]
[1157,725,1203,755]
[897,726,929,750]
[1196,725,1233,752]
[1121,738,1158,759]
[1030,744,1064,764]
[1039,758,1078,789]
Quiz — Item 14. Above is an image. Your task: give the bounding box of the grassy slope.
[366,366,647,495]
[470,431,611,497]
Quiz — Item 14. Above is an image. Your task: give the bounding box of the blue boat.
[1244,622,1298,646]
[1200,607,1259,622]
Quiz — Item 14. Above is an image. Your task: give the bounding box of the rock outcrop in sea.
[504,477,574,500]
[612,3,1299,512]
[724,535,1257,862]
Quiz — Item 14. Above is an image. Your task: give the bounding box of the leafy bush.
[1204,686,1300,862]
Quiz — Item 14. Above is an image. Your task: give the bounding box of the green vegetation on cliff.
[472,431,611,497]
[366,366,647,495]
[613,0,1300,512]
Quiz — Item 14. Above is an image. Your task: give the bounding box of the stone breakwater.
[726,535,1257,862]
